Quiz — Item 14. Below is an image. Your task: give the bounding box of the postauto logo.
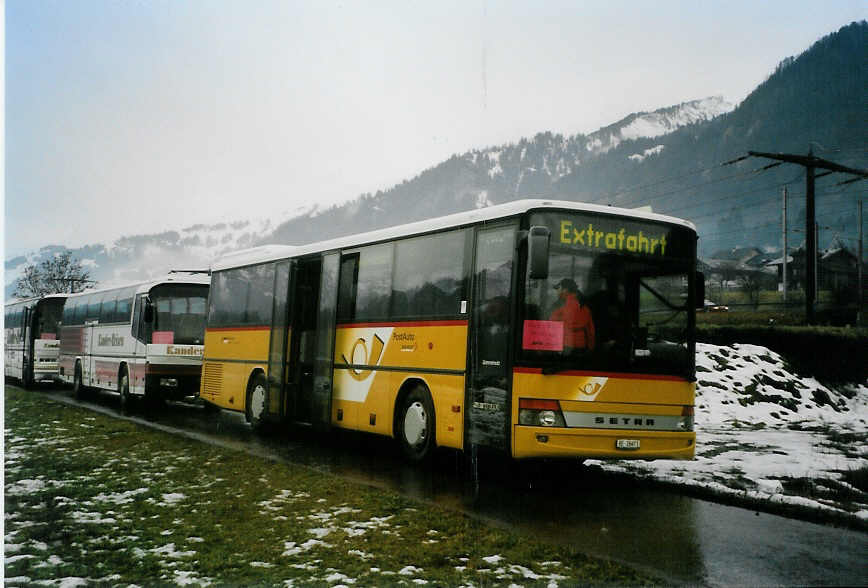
[341,334,385,382]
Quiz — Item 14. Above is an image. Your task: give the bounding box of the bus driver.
[550,278,595,352]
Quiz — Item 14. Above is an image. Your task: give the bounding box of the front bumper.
[513,425,695,460]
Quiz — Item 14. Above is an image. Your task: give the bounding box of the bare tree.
[12,252,95,298]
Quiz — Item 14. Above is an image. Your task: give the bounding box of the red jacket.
[550,292,595,350]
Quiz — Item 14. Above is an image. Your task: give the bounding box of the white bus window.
[100,293,118,324]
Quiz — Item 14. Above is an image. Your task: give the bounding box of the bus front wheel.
[119,366,132,414]
[397,385,435,462]
[23,364,34,389]
[73,362,86,400]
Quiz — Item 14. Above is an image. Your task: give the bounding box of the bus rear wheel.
[397,385,435,462]
[246,373,267,432]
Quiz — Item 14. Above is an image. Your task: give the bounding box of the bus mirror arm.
[527,225,550,280]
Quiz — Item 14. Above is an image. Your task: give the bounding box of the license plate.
[616,439,641,450]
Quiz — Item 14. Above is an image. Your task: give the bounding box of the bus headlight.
[518,399,566,427]
[160,377,179,388]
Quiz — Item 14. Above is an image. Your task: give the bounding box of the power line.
[594,160,744,202]
[657,173,805,220]
[609,165,797,210]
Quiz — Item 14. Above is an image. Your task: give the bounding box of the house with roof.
[766,237,861,295]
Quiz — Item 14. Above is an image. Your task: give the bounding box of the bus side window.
[392,229,467,319]
[100,293,118,324]
[86,294,102,323]
[116,293,134,323]
[337,245,392,323]
[337,253,359,322]
[72,298,86,325]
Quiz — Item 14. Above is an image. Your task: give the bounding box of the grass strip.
[4,387,656,586]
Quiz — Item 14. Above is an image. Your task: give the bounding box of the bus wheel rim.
[404,401,427,446]
[251,384,266,420]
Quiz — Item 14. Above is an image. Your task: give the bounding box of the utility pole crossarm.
[747,151,868,177]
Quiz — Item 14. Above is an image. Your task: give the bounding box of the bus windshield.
[36,298,65,339]
[520,211,695,378]
[150,285,209,345]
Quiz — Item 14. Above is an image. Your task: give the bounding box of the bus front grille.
[201,362,223,400]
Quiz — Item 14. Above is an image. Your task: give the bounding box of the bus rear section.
[31,296,66,384]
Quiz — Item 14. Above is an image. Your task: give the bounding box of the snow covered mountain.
[584,96,733,157]
[472,96,733,194]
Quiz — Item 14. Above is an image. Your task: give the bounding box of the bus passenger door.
[266,260,294,422]
[288,253,338,430]
[468,224,517,452]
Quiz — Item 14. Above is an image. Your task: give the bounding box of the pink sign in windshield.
[522,320,564,352]
[152,331,175,344]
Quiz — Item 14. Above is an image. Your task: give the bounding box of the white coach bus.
[58,274,210,409]
[4,294,67,387]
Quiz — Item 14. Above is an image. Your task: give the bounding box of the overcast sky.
[4,0,866,258]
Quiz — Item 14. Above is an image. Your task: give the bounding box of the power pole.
[782,186,788,305]
[859,200,864,326]
[747,149,868,324]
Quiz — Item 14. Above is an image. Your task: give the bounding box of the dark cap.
[553,278,578,293]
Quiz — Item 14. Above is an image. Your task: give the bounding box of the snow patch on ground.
[588,342,868,520]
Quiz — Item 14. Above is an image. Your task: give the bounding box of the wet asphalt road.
[13,384,868,587]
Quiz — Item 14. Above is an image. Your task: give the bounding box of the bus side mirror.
[695,272,705,309]
[143,299,154,323]
[528,226,550,279]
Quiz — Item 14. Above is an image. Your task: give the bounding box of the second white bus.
[58,274,210,409]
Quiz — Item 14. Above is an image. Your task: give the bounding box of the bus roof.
[62,273,211,301]
[4,293,69,309]
[213,199,697,272]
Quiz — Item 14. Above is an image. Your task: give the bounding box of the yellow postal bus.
[201,200,703,461]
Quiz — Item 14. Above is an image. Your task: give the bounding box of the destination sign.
[558,220,668,256]
[531,212,691,259]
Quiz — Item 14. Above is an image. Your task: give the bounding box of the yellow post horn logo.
[341,334,385,382]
